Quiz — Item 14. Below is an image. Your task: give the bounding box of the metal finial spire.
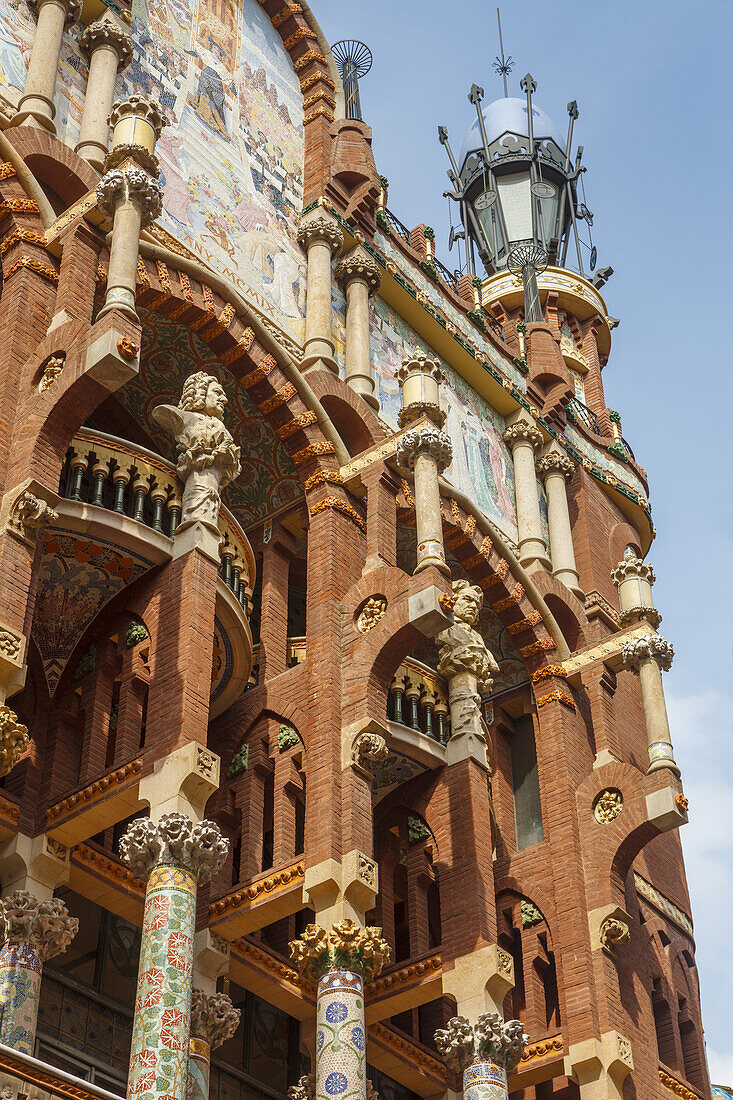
[331,40,372,121]
[492,8,514,98]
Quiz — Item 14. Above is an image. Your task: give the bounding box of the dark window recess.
[510,717,544,850]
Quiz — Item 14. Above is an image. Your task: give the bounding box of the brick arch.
[609,519,643,564]
[307,368,387,453]
[7,127,100,207]
[495,882,558,948]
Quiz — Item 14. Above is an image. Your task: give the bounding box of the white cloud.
[708,1049,733,1088]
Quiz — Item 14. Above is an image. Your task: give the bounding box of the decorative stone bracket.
[303,850,379,928]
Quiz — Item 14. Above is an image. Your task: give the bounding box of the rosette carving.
[0,706,29,777]
[289,920,390,983]
[396,426,452,473]
[152,373,241,531]
[436,580,499,693]
[190,989,241,1048]
[0,891,78,961]
[118,813,229,882]
[621,634,674,673]
[297,216,343,255]
[434,1013,528,1073]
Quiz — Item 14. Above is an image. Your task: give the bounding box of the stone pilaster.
[119,814,228,1100]
[0,891,78,1052]
[434,1012,528,1100]
[621,634,679,775]
[298,213,344,374]
[536,448,582,598]
[76,15,133,170]
[12,0,81,132]
[503,418,551,572]
[335,249,381,409]
[187,989,240,1100]
[290,921,390,1100]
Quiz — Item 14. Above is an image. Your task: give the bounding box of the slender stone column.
[535,449,582,597]
[76,16,133,170]
[610,546,661,630]
[97,97,165,320]
[0,891,77,1052]
[396,354,451,576]
[434,1013,527,1100]
[12,0,81,132]
[187,989,240,1100]
[119,814,228,1100]
[622,634,678,776]
[503,420,550,571]
[290,922,390,1100]
[298,214,344,374]
[335,249,381,409]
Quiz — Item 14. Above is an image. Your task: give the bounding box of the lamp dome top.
[459,96,563,167]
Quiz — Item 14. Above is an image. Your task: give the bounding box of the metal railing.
[60,429,255,608]
[388,657,449,745]
[566,396,602,436]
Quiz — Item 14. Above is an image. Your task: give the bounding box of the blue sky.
[313,0,732,1080]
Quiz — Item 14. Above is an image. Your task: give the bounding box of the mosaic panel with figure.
[0,0,305,341]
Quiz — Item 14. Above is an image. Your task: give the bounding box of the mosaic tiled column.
[434,1013,527,1100]
[621,634,679,776]
[290,922,390,1100]
[0,890,78,1052]
[187,989,240,1100]
[119,814,228,1100]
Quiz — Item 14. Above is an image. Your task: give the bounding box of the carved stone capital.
[0,890,78,961]
[28,0,81,25]
[335,249,381,295]
[536,451,574,480]
[434,1013,528,1074]
[621,634,674,673]
[80,15,133,70]
[109,95,166,140]
[287,1075,315,1100]
[395,352,443,387]
[297,215,343,255]
[118,813,229,883]
[96,167,162,227]
[6,491,58,545]
[0,706,29,778]
[436,580,499,694]
[396,425,452,473]
[289,920,390,983]
[503,420,544,452]
[190,989,240,1048]
[611,546,656,587]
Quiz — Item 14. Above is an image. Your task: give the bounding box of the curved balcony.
[51,430,255,718]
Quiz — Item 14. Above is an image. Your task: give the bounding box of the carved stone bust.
[153,372,241,532]
[436,580,499,692]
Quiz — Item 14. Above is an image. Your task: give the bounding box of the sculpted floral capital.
[80,16,133,69]
[153,372,241,532]
[289,920,390,983]
[118,813,229,883]
[297,215,343,255]
[0,705,30,777]
[503,420,544,452]
[28,0,81,25]
[335,250,382,295]
[0,891,78,962]
[621,634,674,673]
[109,95,166,139]
[396,426,452,473]
[190,989,241,1048]
[536,451,575,480]
[434,1013,528,1074]
[611,545,656,587]
[436,580,499,693]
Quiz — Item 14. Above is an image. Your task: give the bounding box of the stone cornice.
[209,860,304,920]
[46,758,143,823]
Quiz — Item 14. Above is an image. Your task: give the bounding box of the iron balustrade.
[566,396,602,435]
[59,429,255,610]
[388,658,450,745]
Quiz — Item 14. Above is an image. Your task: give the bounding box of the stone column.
[621,634,679,776]
[0,891,77,1052]
[502,419,550,572]
[119,814,228,1100]
[396,354,451,576]
[535,449,582,598]
[290,922,390,1100]
[297,213,344,375]
[12,0,81,133]
[188,989,240,1100]
[97,98,165,320]
[76,16,133,170]
[434,1013,527,1100]
[335,249,381,409]
[610,546,661,631]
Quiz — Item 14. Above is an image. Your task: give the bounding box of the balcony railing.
[60,429,255,609]
[389,658,449,745]
[566,396,602,436]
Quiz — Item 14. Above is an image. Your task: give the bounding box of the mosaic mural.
[364,298,519,541]
[0,943,42,1053]
[0,0,305,341]
[32,528,155,694]
[118,311,303,527]
[371,749,426,799]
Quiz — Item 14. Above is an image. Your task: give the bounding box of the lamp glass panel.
[496,172,532,245]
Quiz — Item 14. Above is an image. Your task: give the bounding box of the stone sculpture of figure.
[436,579,499,693]
[153,371,240,532]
